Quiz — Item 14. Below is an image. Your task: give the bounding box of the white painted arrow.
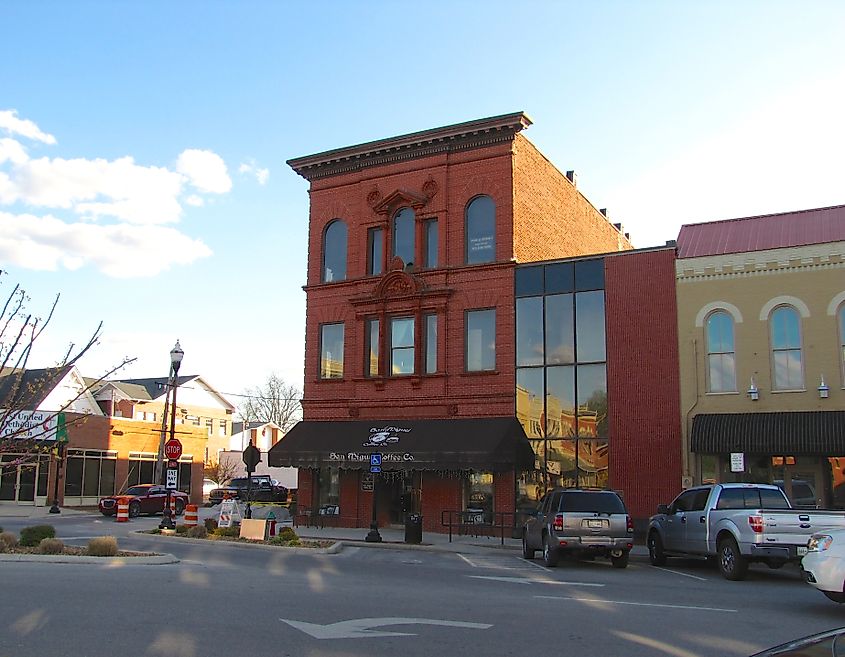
[280,617,492,639]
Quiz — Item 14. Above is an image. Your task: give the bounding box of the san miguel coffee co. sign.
[328,425,416,464]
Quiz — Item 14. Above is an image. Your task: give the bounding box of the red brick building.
[270,113,679,532]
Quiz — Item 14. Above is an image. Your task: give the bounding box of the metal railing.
[440,510,522,545]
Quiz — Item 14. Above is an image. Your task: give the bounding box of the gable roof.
[0,367,72,409]
[677,204,845,259]
[112,375,197,401]
[93,381,154,402]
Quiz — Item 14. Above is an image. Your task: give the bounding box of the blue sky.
[2,1,844,410]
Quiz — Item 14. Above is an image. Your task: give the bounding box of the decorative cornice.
[287,112,532,181]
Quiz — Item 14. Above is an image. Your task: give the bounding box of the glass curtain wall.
[515,259,609,515]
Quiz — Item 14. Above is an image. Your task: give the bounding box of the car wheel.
[128,502,141,518]
[522,532,536,560]
[611,551,630,569]
[542,535,559,568]
[648,532,667,566]
[174,499,185,516]
[717,537,748,581]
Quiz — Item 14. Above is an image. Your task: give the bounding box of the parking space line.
[470,575,604,587]
[651,566,708,581]
[534,596,735,612]
[456,554,477,568]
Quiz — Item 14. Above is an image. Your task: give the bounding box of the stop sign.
[164,438,183,460]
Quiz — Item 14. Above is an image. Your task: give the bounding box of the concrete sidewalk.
[0,505,98,519]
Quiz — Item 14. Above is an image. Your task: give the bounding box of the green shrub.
[20,525,56,547]
[204,517,218,532]
[277,527,298,542]
[175,524,188,534]
[213,526,239,538]
[187,525,208,539]
[0,531,18,549]
[87,536,118,556]
[268,535,301,547]
[38,538,65,554]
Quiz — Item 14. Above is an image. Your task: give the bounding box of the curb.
[0,553,179,565]
[130,530,344,555]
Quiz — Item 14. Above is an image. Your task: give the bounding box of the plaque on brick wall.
[361,473,374,492]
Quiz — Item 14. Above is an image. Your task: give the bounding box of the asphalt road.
[2,513,844,657]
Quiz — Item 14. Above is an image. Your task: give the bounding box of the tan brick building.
[676,205,845,508]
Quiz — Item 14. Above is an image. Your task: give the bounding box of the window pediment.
[371,188,431,216]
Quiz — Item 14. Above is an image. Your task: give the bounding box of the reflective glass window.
[839,305,845,385]
[577,364,607,439]
[424,313,437,374]
[545,262,574,294]
[322,220,347,283]
[706,311,736,392]
[365,318,379,378]
[368,227,383,276]
[546,366,575,438]
[546,439,577,488]
[391,317,415,375]
[516,297,544,366]
[575,259,604,291]
[466,309,496,371]
[516,367,544,438]
[392,208,415,268]
[576,291,606,362]
[423,219,438,269]
[515,266,543,296]
[465,196,496,264]
[546,294,574,365]
[320,323,344,379]
[577,440,609,488]
[770,306,803,390]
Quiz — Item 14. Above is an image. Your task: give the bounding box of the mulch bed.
[150,530,334,549]
[4,546,153,556]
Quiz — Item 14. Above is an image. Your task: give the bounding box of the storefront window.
[66,449,117,496]
[317,467,340,508]
[516,297,543,366]
[465,472,493,522]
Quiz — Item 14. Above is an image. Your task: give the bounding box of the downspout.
[682,338,700,485]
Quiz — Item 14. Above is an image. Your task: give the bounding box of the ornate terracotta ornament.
[422,177,438,199]
[366,189,382,207]
[372,188,430,216]
[372,268,426,299]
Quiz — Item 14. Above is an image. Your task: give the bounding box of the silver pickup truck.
[647,483,845,580]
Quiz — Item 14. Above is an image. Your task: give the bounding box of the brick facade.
[604,248,682,524]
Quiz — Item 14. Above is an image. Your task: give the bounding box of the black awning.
[267,417,534,472]
[691,411,845,454]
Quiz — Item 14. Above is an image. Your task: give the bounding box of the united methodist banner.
[0,411,67,442]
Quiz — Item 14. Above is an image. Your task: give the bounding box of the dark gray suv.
[522,488,634,568]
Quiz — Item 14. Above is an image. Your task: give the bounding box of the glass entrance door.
[18,465,36,502]
[0,456,39,504]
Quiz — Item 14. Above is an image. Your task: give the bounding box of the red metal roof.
[676,204,845,258]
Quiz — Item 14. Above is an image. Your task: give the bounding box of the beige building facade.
[676,207,845,509]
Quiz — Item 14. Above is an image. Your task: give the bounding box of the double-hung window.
[770,306,803,390]
[706,311,737,392]
[320,323,345,379]
[390,317,415,375]
[466,309,496,371]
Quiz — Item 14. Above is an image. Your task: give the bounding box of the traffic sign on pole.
[164,438,183,460]
[370,453,382,473]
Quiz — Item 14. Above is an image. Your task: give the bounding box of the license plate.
[587,519,604,528]
[797,546,808,556]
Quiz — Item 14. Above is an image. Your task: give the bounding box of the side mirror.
[657,504,670,515]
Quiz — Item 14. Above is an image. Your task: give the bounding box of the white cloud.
[185,194,204,207]
[239,160,269,185]
[0,138,29,165]
[0,110,56,144]
[176,149,232,194]
[0,211,212,278]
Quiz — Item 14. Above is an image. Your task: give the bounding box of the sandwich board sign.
[218,497,243,528]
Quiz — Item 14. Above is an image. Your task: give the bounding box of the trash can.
[404,513,423,544]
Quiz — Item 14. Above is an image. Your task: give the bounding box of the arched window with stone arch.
[839,303,845,387]
[392,207,415,268]
[465,195,496,264]
[770,305,804,390]
[705,310,736,392]
[322,219,347,283]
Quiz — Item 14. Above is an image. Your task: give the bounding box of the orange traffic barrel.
[184,504,198,527]
[116,497,129,522]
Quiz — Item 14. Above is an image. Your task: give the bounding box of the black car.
[208,475,288,505]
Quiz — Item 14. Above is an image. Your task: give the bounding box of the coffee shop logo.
[363,425,411,447]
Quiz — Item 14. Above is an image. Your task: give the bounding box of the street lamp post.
[48,442,65,514]
[159,340,184,530]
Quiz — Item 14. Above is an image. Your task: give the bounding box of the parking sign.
[370,453,382,473]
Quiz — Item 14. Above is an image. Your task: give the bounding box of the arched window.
[770,306,803,390]
[839,304,845,386]
[392,208,415,268]
[465,195,495,264]
[322,220,347,283]
[706,311,736,392]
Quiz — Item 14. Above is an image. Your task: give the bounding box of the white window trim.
[759,296,810,321]
[695,301,743,327]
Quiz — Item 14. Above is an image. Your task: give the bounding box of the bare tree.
[0,271,135,468]
[203,458,240,486]
[238,374,301,433]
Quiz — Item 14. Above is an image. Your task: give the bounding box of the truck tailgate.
[760,509,845,546]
